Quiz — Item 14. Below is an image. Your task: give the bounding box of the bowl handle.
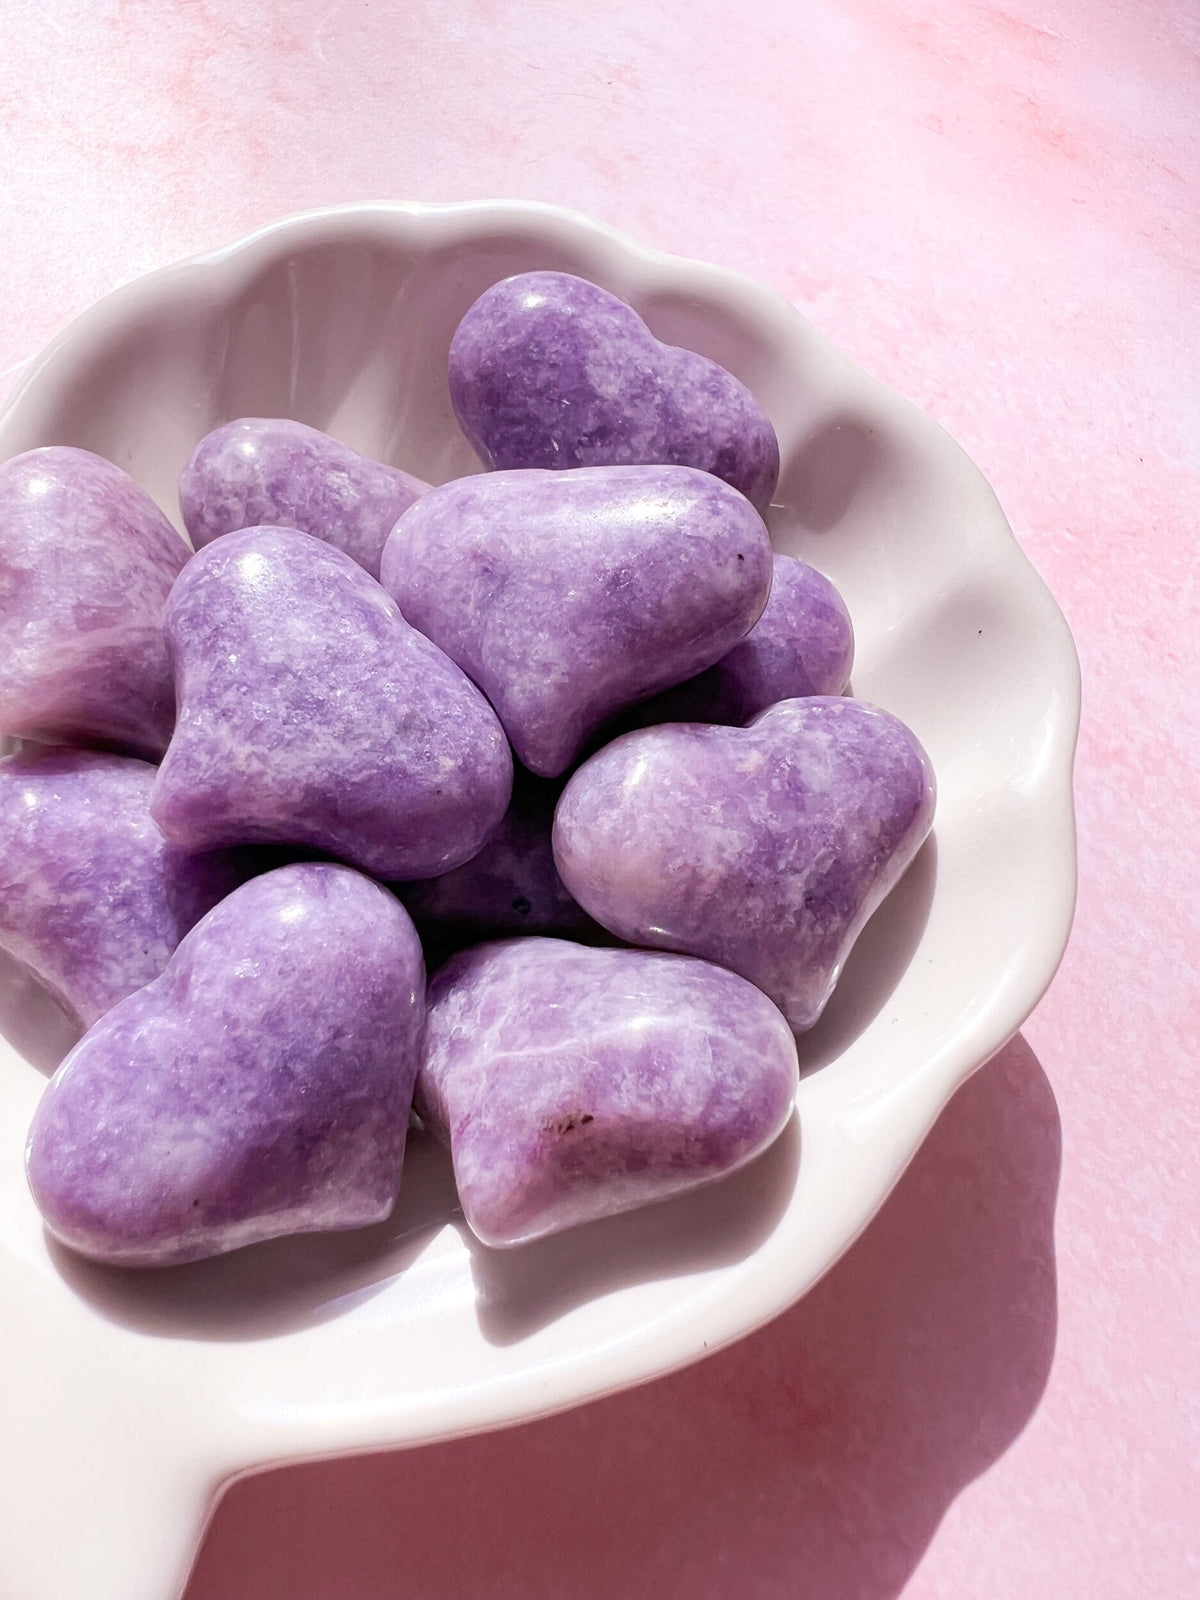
[0,1375,216,1600]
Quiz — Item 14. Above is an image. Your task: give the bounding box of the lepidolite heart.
[380,464,771,777]
[448,271,780,513]
[0,747,249,1028]
[26,864,425,1266]
[553,697,936,1031]
[618,552,854,733]
[397,766,605,951]
[180,418,428,579]
[151,526,512,878]
[416,938,798,1247]
[0,446,188,757]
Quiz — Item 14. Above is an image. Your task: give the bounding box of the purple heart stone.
[617,552,854,733]
[448,271,780,513]
[26,863,425,1267]
[380,464,772,777]
[0,446,188,757]
[553,697,936,1031]
[415,937,798,1247]
[179,418,429,579]
[397,766,605,952]
[0,746,250,1029]
[151,526,512,878]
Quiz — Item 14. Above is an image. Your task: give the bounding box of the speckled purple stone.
[397,766,604,950]
[0,447,188,757]
[26,863,425,1267]
[0,747,249,1029]
[416,937,798,1247]
[618,553,854,732]
[179,418,429,580]
[554,698,936,1031]
[152,526,512,878]
[448,272,780,513]
[380,465,772,777]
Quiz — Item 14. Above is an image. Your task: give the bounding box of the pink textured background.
[2,1,1197,1596]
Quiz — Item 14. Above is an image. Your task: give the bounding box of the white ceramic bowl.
[0,202,1079,1600]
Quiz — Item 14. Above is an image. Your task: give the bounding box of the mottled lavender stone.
[152,526,512,878]
[179,418,429,579]
[617,553,854,733]
[26,863,425,1267]
[397,766,604,951]
[0,747,249,1029]
[448,272,780,513]
[416,937,798,1247]
[0,447,188,757]
[554,698,936,1031]
[380,465,771,777]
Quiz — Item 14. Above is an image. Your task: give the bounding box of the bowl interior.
[0,205,1077,1514]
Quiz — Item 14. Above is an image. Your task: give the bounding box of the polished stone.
[0,746,249,1028]
[416,937,798,1246]
[397,766,605,952]
[180,417,428,579]
[449,271,779,512]
[152,525,512,878]
[554,697,936,1030]
[26,863,426,1266]
[0,446,188,757]
[618,553,854,731]
[381,464,771,776]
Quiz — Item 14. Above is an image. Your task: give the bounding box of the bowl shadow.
[184,1034,1060,1600]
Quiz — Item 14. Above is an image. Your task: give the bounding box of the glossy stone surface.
[180,418,429,579]
[554,698,936,1031]
[0,446,188,757]
[397,766,605,951]
[152,526,512,878]
[416,937,798,1247]
[448,271,780,513]
[618,553,854,732]
[0,747,248,1029]
[26,863,425,1267]
[381,465,771,777]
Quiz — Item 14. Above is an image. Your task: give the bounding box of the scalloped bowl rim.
[0,201,1079,1600]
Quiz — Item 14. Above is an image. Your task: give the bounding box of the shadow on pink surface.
[184,1034,1060,1600]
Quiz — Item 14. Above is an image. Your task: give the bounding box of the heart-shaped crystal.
[0,746,249,1028]
[619,552,854,732]
[0,447,188,757]
[416,937,798,1247]
[448,271,779,512]
[397,766,604,953]
[554,697,936,1030]
[152,526,512,878]
[180,418,428,579]
[381,464,771,777]
[26,864,425,1266]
